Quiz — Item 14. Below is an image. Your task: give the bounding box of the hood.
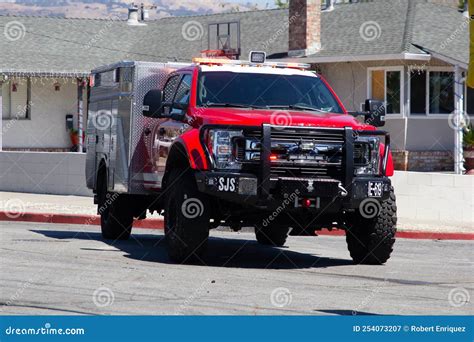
[192,107,374,130]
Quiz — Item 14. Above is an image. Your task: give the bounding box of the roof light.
[192,53,311,70]
[249,51,266,64]
[192,57,242,65]
[265,61,311,70]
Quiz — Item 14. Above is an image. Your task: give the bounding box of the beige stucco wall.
[317,58,463,152]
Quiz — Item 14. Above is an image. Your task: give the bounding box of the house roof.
[0,9,288,76]
[296,0,468,67]
[0,0,468,76]
[412,2,469,67]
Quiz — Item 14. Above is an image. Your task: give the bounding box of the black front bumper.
[196,124,392,212]
[195,171,392,211]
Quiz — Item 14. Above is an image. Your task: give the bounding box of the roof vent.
[323,0,335,11]
[127,4,146,26]
[142,8,149,20]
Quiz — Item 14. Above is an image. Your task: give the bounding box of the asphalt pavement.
[0,221,472,315]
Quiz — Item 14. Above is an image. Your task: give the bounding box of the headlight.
[354,136,381,175]
[206,129,243,170]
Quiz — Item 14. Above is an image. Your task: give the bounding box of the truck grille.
[268,126,345,180]
[237,126,347,181]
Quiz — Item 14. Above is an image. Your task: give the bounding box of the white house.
[0,0,472,173]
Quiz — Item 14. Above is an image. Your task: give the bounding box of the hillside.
[0,0,266,19]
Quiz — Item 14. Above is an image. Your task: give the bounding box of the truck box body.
[85,61,189,195]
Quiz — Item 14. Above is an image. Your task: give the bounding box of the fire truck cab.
[85,52,397,264]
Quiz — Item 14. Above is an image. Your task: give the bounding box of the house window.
[466,86,474,117]
[386,71,401,114]
[1,77,30,120]
[409,70,426,114]
[409,68,454,115]
[429,72,454,114]
[368,68,403,115]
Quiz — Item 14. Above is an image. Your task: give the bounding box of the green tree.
[275,0,289,9]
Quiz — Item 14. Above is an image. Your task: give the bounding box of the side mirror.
[169,103,188,121]
[364,99,385,127]
[143,89,163,118]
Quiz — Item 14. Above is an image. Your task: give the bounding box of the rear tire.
[255,224,289,247]
[98,173,133,240]
[345,187,397,264]
[164,169,210,263]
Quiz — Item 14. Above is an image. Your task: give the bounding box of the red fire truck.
[85,52,396,264]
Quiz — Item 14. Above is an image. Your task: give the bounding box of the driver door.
[150,73,192,189]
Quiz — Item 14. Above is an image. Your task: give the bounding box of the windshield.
[197,71,344,114]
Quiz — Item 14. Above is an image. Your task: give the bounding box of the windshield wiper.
[266,104,326,113]
[205,102,264,109]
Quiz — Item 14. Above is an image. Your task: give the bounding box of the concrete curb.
[0,211,163,229]
[1,211,473,241]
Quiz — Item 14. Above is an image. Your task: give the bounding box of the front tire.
[345,188,397,264]
[164,169,210,263]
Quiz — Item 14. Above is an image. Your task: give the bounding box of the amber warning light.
[192,51,310,70]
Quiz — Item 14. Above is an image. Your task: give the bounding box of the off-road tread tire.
[346,187,397,265]
[164,169,209,263]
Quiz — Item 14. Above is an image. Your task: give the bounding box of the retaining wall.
[0,151,91,196]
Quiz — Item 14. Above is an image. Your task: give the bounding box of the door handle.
[144,128,151,136]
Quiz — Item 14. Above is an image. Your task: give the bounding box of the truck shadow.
[31,229,353,269]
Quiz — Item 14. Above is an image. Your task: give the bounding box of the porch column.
[77,78,84,153]
[0,79,2,151]
[454,65,464,174]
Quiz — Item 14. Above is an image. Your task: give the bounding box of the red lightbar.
[192,57,310,70]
